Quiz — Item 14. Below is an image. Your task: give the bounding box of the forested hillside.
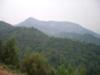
[17,17,100,45]
[0,21,100,75]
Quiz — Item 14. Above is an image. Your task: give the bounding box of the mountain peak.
[25,17,39,22]
[17,18,100,39]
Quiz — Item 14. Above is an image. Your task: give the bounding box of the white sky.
[0,0,100,33]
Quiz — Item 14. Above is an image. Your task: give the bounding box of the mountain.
[0,21,100,75]
[17,17,100,45]
[0,21,14,38]
[0,21,49,50]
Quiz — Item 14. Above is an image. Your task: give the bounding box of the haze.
[0,0,100,34]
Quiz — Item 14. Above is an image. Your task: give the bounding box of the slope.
[17,17,100,45]
[0,21,100,75]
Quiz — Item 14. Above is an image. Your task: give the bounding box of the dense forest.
[0,21,100,75]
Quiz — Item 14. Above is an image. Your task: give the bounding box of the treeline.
[0,39,19,66]
[0,39,100,75]
[0,39,87,75]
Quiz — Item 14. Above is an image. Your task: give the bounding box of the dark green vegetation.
[21,53,56,75]
[0,39,19,66]
[0,21,100,75]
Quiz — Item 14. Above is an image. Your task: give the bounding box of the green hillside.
[0,21,100,75]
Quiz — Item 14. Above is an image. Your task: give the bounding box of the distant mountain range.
[17,17,100,45]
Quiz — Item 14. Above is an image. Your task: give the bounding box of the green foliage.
[56,65,67,75]
[56,64,87,75]
[73,65,87,75]
[21,53,55,75]
[0,39,19,66]
[0,40,4,63]
[0,21,100,75]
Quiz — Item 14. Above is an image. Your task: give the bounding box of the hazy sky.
[0,0,100,33]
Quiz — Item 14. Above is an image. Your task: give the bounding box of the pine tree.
[3,38,19,66]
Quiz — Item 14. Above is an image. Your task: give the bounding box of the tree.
[56,65,67,75]
[2,38,19,66]
[0,40,4,63]
[21,53,55,75]
[73,65,86,75]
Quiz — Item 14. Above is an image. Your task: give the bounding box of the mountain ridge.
[17,17,100,37]
[17,17,100,45]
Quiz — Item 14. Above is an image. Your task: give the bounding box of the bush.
[21,53,55,75]
[0,39,19,67]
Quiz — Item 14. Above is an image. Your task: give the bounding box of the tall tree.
[21,53,55,75]
[3,38,19,66]
[0,40,3,63]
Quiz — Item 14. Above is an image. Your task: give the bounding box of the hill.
[0,21,100,75]
[17,17,100,45]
